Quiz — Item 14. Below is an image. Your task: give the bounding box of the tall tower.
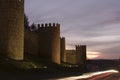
[37,23,60,64]
[0,0,24,60]
[60,37,66,63]
[76,45,87,66]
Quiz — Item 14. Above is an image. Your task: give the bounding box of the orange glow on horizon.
[87,51,101,59]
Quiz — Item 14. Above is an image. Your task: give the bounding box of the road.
[57,70,120,80]
[98,73,120,80]
[79,73,120,80]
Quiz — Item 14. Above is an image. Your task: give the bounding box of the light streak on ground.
[56,70,119,80]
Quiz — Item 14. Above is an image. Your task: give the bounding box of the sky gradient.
[25,0,120,59]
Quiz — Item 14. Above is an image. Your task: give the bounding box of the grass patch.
[0,53,86,74]
[0,53,47,72]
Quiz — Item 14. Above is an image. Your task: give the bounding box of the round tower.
[76,45,87,66]
[0,0,24,60]
[60,37,66,63]
[37,23,60,64]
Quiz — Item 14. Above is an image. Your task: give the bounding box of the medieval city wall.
[65,45,87,65]
[0,0,86,66]
[60,37,66,63]
[36,23,60,64]
[0,0,24,60]
[66,50,77,64]
[24,29,39,55]
[76,45,87,65]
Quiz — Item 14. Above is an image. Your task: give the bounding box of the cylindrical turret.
[76,45,87,65]
[0,0,24,60]
[60,37,66,63]
[37,23,60,64]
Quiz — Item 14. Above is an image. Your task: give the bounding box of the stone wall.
[37,23,60,64]
[0,0,24,60]
[24,29,39,55]
[24,23,61,64]
[76,45,87,65]
[60,37,66,63]
[66,50,77,64]
[65,45,87,65]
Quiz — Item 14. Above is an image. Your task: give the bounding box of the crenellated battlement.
[76,45,86,48]
[76,45,86,52]
[36,23,60,34]
[38,23,60,28]
[60,37,65,39]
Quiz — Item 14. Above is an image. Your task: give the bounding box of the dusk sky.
[25,0,120,59]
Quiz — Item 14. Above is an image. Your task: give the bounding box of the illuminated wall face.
[0,0,24,60]
[66,50,77,64]
[38,23,60,64]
